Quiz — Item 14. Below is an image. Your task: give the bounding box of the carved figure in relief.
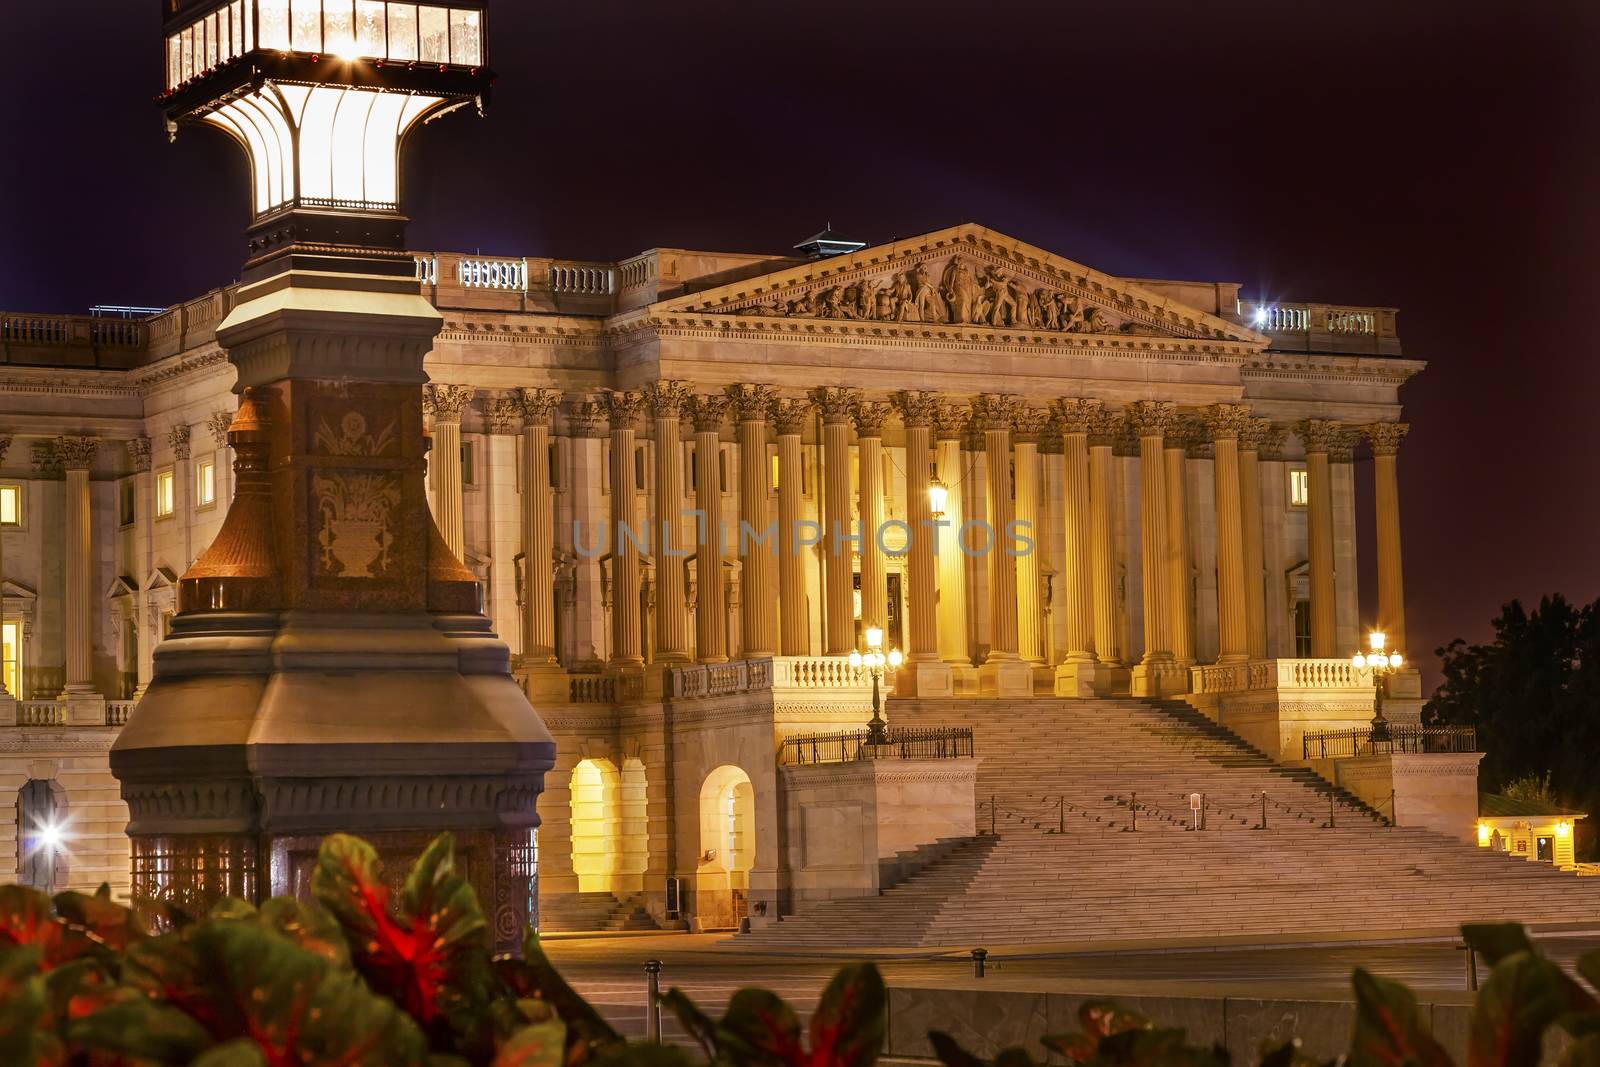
[787,290,816,316]
[816,286,845,318]
[979,267,1018,327]
[1060,295,1087,332]
[1035,288,1060,329]
[941,257,979,324]
[853,282,875,320]
[891,273,917,321]
[910,262,949,322]
[874,284,898,320]
[1083,306,1118,333]
[1009,277,1036,327]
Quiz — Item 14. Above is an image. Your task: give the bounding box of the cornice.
[1243,355,1426,387]
[0,369,140,401]
[437,317,608,350]
[128,347,231,394]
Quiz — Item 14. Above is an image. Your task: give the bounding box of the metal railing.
[1302,724,1478,760]
[779,726,973,766]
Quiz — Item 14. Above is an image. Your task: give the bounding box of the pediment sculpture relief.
[729,254,1145,335]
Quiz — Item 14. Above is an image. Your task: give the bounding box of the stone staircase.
[739,697,1600,949]
[540,891,661,934]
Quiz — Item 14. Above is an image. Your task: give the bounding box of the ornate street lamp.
[927,477,949,521]
[848,625,903,746]
[1351,630,1403,744]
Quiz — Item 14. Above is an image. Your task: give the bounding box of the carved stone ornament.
[31,442,62,477]
[565,397,609,438]
[514,388,561,427]
[1125,400,1176,438]
[1257,423,1287,461]
[0,435,12,466]
[850,399,895,437]
[682,393,730,434]
[769,397,814,436]
[1203,403,1252,441]
[601,389,645,430]
[1050,398,1103,435]
[970,394,1021,432]
[423,383,474,423]
[893,391,942,428]
[168,424,192,461]
[55,435,101,470]
[1239,417,1275,455]
[208,410,234,448]
[485,396,523,435]
[1329,426,1362,464]
[644,380,692,420]
[932,402,972,441]
[1085,408,1121,449]
[1010,405,1050,443]
[725,384,776,424]
[1364,421,1410,456]
[808,387,861,424]
[1295,419,1343,455]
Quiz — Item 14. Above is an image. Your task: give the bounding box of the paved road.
[543,932,1600,1040]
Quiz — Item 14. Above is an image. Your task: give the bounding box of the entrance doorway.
[696,765,754,930]
[569,758,649,895]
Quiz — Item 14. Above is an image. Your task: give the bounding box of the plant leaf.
[1078,999,1151,1041]
[0,885,102,970]
[993,1049,1040,1067]
[493,1016,568,1067]
[1469,951,1582,1067]
[928,1030,989,1067]
[661,986,720,1060]
[1040,1032,1098,1065]
[1097,1027,1227,1067]
[1579,950,1600,996]
[1349,967,1453,1067]
[498,927,622,1063]
[1559,1033,1600,1067]
[1462,924,1537,967]
[807,962,886,1067]
[256,897,351,968]
[0,947,63,1067]
[52,890,148,952]
[188,1037,271,1066]
[719,987,804,1067]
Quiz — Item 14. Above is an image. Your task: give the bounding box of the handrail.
[780,726,973,766]
[1302,724,1478,760]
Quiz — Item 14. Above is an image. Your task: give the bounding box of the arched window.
[18,779,64,891]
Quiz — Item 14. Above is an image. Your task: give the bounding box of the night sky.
[3,1,1597,691]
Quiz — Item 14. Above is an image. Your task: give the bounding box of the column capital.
[684,393,730,434]
[1238,416,1275,455]
[167,425,191,461]
[1085,408,1121,448]
[644,380,693,419]
[514,387,561,427]
[808,386,861,424]
[970,393,1021,431]
[1294,418,1344,455]
[565,397,610,439]
[1364,421,1410,456]
[423,383,474,423]
[602,389,645,431]
[932,402,971,441]
[1125,400,1175,438]
[126,436,152,473]
[851,399,895,437]
[1202,403,1252,441]
[1050,397,1104,435]
[1172,415,1210,457]
[485,396,524,435]
[1329,426,1361,464]
[725,384,777,424]
[769,397,813,436]
[1010,405,1049,444]
[893,390,943,428]
[1257,422,1287,460]
[0,435,10,465]
[55,435,100,471]
[207,409,234,448]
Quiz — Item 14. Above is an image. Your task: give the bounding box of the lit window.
[355,0,387,55]
[291,0,323,51]
[3,620,20,698]
[1288,468,1309,508]
[448,6,482,64]
[0,485,21,527]
[418,5,450,62]
[259,0,291,49]
[387,3,419,60]
[769,453,780,491]
[156,469,176,517]
[196,458,217,508]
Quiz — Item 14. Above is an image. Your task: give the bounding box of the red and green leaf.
[1463,924,1538,968]
[1578,950,1600,996]
[1349,967,1453,1067]
[660,986,720,1061]
[498,927,621,1064]
[1040,1031,1099,1064]
[492,1016,567,1067]
[0,947,65,1067]
[805,962,885,1067]
[0,886,104,971]
[718,987,804,1067]
[1078,1000,1152,1042]
[1469,951,1584,1067]
[927,1030,989,1067]
[52,890,148,954]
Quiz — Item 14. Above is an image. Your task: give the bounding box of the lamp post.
[928,477,949,522]
[1351,630,1404,745]
[849,625,903,746]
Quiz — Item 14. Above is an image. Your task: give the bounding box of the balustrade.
[1190,657,1370,694]
[17,701,65,727]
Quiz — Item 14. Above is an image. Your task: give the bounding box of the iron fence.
[779,726,974,766]
[1301,724,1477,760]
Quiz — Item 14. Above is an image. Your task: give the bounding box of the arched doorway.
[696,765,754,930]
[615,758,649,894]
[18,779,65,891]
[568,757,649,897]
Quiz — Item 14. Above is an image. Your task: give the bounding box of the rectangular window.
[0,485,21,527]
[548,442,560,490]
[291,0,322,51]
[118,479,136,527]
[448,6,481,64]
[196,458,217,508]
[769,453,780,492]
[231,0,245,54]
[156,469,176,518]
[323,0,354,54]
[386,2,418,59]
[1,620,18,699]
[635,446,646,491]
[259,0,291,48]
[168,35,182,87]
[1293,599,1312,657]
[355,0,386,56]
[461,441,477,487]
[417,5,449,62]
[206,10,221,68]
[1289,468,1309,507]
[718,449,728,494]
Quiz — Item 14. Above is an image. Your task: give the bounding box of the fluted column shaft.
[1238,422,1269,660]
[981,416,1020,661]
[1059,423,1095,662]
[1088,428,1121,665]
[1367,423,1410,651]
[59,438,98,694]
[733,391,777,658]
[773,401,809,656]
[689,396,730,663]
[818,398,856,654]
[1129,405,1174,666]
[518,391,558,665]
[1300,422,1339,657]
[1163,435,1195,666]
[857,429,887,632]
[424,384,472,563]
[608,416,643,668]
[0,437,9,695]
[934,421,970,665]
[904,420,939,660]
[1208,408,1250,665]
[1013,428,1044,665]
[648,385,691,662]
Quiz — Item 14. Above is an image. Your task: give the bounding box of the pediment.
[654,224,1264,346]
[146,565,180,589]
[1,579,36,601]
[105,575,139,599]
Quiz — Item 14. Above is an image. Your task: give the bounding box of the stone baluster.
[728,385,777,658]
[932,404,971,669]
[424,383,473,563]
[1087,408,1122,668]
[1206,404,1252,665]
[515,390,561,682]
[56,436,102,719]
[771,398,812,656]
[852,399,893,635]
[1296,420,1341,657]
[1238,418,1272,660]
[686,394,731,663]
[604,391,645,670]
[646,382,693,663]
[1011,405,1047,667]
[1126,402,1181,696]
[1164,417,1197,668]
[812,388,860,654]
[1050,400,1102,694]
[1364,422,1410,652]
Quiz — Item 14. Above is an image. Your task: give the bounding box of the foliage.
[1425,594,1600,854]
[4,836,1599,1067]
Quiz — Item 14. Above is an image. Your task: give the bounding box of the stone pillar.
[57,436,104,722]
[1365,422,1410,652]
[604,391,645,670]
[1238,418,1271,661]
[853,399,892,637]
[424,383,473,564]
[207,410,234,505]
[973,395,1031,696]
[772,398,812,656]
[1258,424,1291,657]
[1206,404,1252,665]
[126,437,153,697]
[1127,402,1182,697]
[169,425,192,568]
[728,385,777,658]
[1163,419,1196,668]
[514,389,563,700]
[893,392,951,696]
[1297,420,1341,658]
[567,399,610,667]
[1011,406,1047,667]
[0,437,9,715]
[1087,409,1122,670]
[687,394,730,663]
[646,382,693,665]
[932,405,971,671]
[812,388,859,654]
[1050,400,1102,695]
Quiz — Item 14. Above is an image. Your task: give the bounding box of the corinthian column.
[771,398,812,656]
[1238,418,1271,660]
[1127,401,1182,697]
[853,399,893,636]
[893,392,951,696]
[646,382,693,663]
[812,388,859,654]
[687,394,730,663]
[1163,419,1196,668]
[515,390,562,697]
[973,395,1031,697]
[1087,409,1122,669]
[1011,406,1047,667]
[57,436,103,720]
[1206,404,1252,665]
[0,437,10,706]
[604,391,645,670]
[932,404,971,669]
[1050,400,1102,695]
[1296,420,1340,657]
[424,383,473,563]
[728,385,777,658]
[1365,422,1410,652]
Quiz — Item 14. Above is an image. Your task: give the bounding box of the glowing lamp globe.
[848,651,863,669]
[864,626,884,651]
[927,478,949,519]
[159,0,492,269]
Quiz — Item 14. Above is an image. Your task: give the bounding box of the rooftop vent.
[794,224,866,260]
